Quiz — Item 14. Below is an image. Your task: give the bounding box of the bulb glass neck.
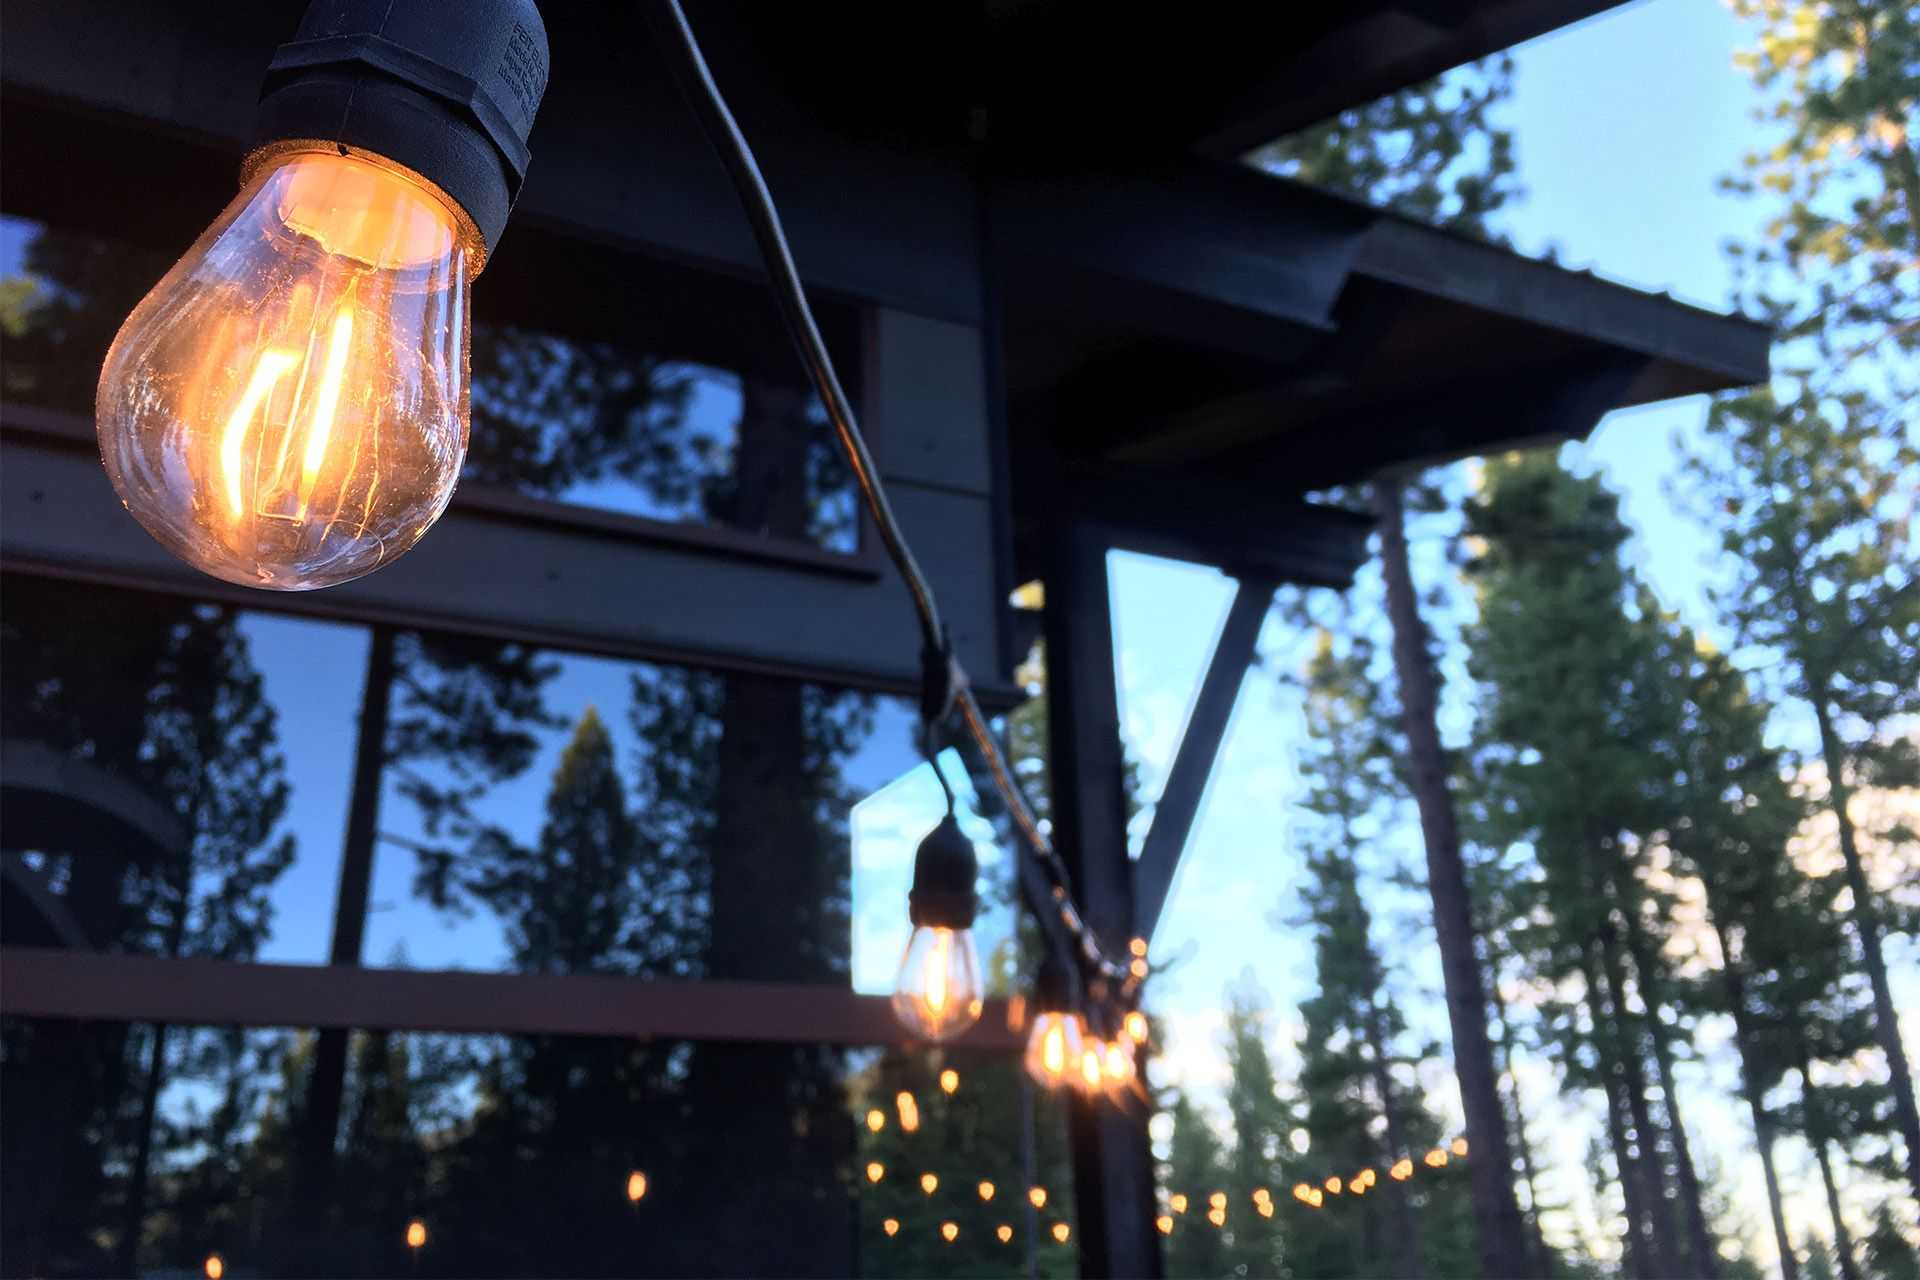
[243,143,486,276]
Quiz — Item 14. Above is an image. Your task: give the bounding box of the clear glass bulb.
[891,925,983,1041]
[1022,1011,1086,1089]
[97,146,478,590]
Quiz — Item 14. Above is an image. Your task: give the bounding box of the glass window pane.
[0,1017,1069,1279]
[0,573,355,965]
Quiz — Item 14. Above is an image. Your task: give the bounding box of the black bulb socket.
[247,0,549,265]
[908,814,979,930]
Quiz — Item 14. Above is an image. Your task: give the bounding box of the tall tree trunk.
[1624,906,1718,1277]
[1810,695,1920,1202]
[1797,1045,1862,1280]
[1597,923,1680,1279]
[1712,921,1799,1280]
[1587,946,1657,1280]
[289,625,397,1272]
[1365,1002,1427,1280]
[1375,476,1535,1279]
[1487,954,1554,1278]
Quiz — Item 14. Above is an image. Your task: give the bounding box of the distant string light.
[896,1092,920,1132]
[1051,1223,1072,1244]
[939,1068,960,1094]
[406,1220,427,1250]
[1029,1186,1048,1209]
[920,1173,939,1195]
[626,1171,648,1203]
[204,1255,224,1280]
[997,1225,1014,1243]
[883,1218,900,1237]
[866,1109,886,1133]
[978,1180,995,1201]
[941,1221,959,1243]
[866,1162,885,1184]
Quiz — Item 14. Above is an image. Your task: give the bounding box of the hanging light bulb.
[941,1222,959,1243]
[1123,1009,1150,1045]
[95,0,547,591]
[1051,1223,1071,1245]
[1251,1188,1271,1207]
[940,1068,960,1095]
[978,1180,996,1201]
[866,1162,885,1184]
[1391,1158,1414,1181]
[1169,1193,1188,1215]
[1451,1137,1469,1157]
[865,1108,886,1133]
[1325,1176,1343,1195]
[1257,1201,1275,1219]
[626,1170,648,1202]
[1078,1044,1105,1092]
[896,1092,921,1133]
[204,1255,225,1280]
[1022,963,1089,1090]
[1207,1207,1227,1228]
[891,817,984,1041]
[997,1225,1014,1244]
[1293,1183,1313,1203]
[406,1220,428,1250]
[883,1219,900,1238]
[1156,1214,1173,1236]
[1425,1148,1449,1168]
[1208,1192,1227,1212]
[1101,1038,1135,1088]
[1029,1187,1048,1210]
[920,1173,939,1195]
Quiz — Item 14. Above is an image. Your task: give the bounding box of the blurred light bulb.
[941,1222,959,1243]
[1169,1193,1188,1214]
[1325,1176,1342,1195]
[1029,1187,1048,1209]
[98,148,479,590]
[997,1225,1014,1243]
[978,1180,995,1201]
[1051,1223,1071,1244]
[1209,1192,1227,1211]
[1101,1039,1134,1086]
[1023,1012,1086,1089]
[406,1220,428,1249]
[1123,1010,1150,1045]
[1078,1045,1104,1091]
[1156,1214,1173,1235]
[626,1171,647,1202]
[1257,1201,1274,1218]
[1391,1158,1413,1181]
[920,1173,938,1195]
[1425,1149,1449,1168]
[866,1162,885,1184]
[891,926,983,1041]
[883,1218,899,1238]
[939,1068,960,1094]
[1207,1207,1226,1228]
[1292,1183,1312,1203]
[205,1255,224,1280]
[1252,1188,1271,1206]
[896,1092,920,1132]
[1451,1137,1469,1157]
[1308,1188,1324,1208]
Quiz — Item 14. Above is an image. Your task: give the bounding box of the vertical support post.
[1041,522,1162,1280]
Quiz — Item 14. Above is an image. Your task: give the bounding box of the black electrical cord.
[646,0,1135,994]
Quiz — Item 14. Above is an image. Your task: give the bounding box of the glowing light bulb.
[1425,1149,1449,1168]
[1156,1214,1173,1235]
[1252,1188,1271,1206]
[1293,1183,1312,1203]
[1051,1223,1071,1245]
[892,926,984,1041]
[1129,957,1149,979]
[1451,1137,1469,1157]
[1257,1201,1274,1218]
[1208,1192,1227,1211]
[205,1255,225,1280]
[626,1171,647,1202]
[1169,1193,1188,1214]
[406,1220,428,1250]
[1078,1045,1104,1091]
[883,1218,899,1238]
[941,1222,959,1243]
[1128,937,1148,958]
[896,1092,920,1132]
[1391,1158,1414,1181]
[1024,1012,1086,1089]
[1325,1176,1342,1195]
[1029,1187,1048,1209]
[978,1180,995,1201]
[997,1225,1014,1243]
[940,1068,960,1094]
[1207,1207,1226,1228]
[1307,1188,1324,1208]
[866,1108,885,1133]
[98,148,478,590]
[1123,1010,1150,1045]
[866,1162,885,1184]
[1101,1039,1134,1086]
[921,1173,939,1195]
